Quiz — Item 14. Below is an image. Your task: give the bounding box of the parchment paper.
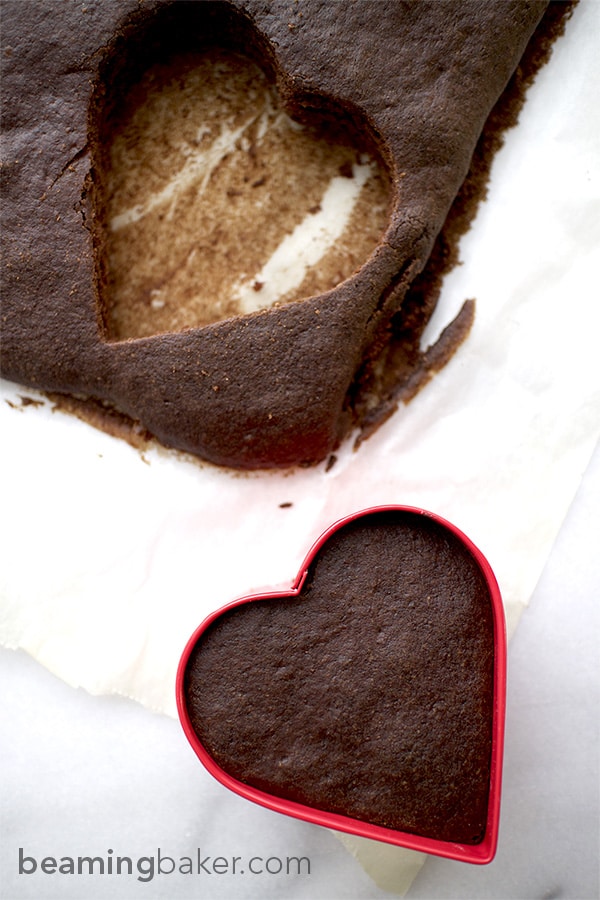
[1,2,599,895]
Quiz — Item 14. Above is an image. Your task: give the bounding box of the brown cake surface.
[184,510,496,844]
[1,0,551,468]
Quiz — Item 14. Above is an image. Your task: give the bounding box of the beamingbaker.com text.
[19,847,311,883]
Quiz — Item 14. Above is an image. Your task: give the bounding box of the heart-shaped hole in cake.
[177,507,506,863]
[90,4,391,341]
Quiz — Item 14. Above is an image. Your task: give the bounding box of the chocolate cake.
[181,509,501,847]
[1,1,562,468]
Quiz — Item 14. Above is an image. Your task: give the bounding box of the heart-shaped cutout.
[177,507,506,863]
[94,41,390,340]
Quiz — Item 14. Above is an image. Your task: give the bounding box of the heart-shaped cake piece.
[178,507,506,863]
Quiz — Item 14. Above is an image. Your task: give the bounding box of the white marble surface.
[1,442,598,900]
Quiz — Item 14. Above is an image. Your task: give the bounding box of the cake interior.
[94,47,390,341]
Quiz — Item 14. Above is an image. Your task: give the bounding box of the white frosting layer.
[234,162,375,313]
[110,117,259,230]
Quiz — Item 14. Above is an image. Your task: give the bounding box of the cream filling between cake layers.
[231,160,375,314]
[101,50,390,340]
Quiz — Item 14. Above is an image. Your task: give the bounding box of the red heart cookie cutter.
[177,506,506,864]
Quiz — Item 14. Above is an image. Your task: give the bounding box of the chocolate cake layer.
[184,510,496,844]
[1,0,549,468]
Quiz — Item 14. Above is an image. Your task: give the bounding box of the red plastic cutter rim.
[176,504,507,865]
